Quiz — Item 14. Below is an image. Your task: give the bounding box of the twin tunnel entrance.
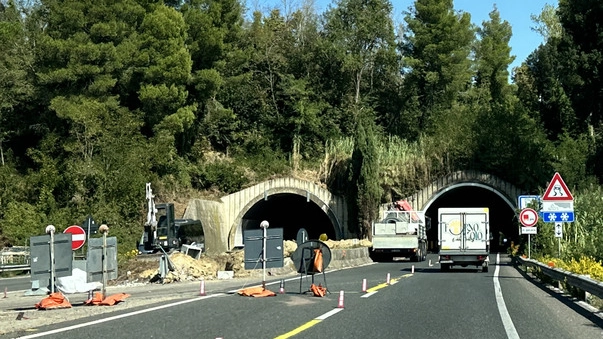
[239,186,519,253]
[241,193,338,242]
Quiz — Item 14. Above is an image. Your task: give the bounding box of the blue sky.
[246,0,558,72]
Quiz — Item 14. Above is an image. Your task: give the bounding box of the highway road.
[0,276,30,294]
[3,253,603,339]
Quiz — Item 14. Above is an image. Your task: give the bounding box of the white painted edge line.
[17,294,223,339]
[493,253,520,339]
[315,308,344,320]
[361,291,377,298]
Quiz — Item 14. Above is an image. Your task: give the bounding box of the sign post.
[520,208,538,259]
[260,220,269,290]
[540,172,574,258]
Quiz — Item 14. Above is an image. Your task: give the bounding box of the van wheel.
[482,264,489,273]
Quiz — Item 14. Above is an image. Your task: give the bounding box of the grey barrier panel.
[244,228,284,270]
[296,228,308,245]
[86,237,118,283]
[30,234,73,287]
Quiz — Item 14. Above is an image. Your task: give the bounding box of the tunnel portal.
[240,193,337,242]
[424,185,518,253]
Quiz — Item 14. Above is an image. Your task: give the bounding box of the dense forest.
[0,0,602,260]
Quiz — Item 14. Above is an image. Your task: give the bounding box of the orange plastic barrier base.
[85,292,131,306]
[35,292,72,310]
[238,287,276,297]
[310,284,327,297]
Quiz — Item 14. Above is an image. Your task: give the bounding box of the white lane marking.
[315,308,344,320]
[494,253,520,339]
[361,291,377,298]
[17,294,222,339]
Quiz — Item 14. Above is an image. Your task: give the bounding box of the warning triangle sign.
[542,172,573,201]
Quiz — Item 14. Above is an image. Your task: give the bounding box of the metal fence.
[0,246,31,273]
[517,256,603,300]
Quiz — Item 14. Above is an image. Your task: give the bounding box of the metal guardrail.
[0,246,31,273]
[517,256,603,300]
[0,264,30,272]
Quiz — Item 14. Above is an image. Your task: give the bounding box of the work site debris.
[116,239,369,284]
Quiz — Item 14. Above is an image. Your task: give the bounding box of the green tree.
[398,0,474,139]
[323,0,397,105]
[0,0,35,165]
[530,3,562,41]
[474,7,515,104]
[347,109,380,239]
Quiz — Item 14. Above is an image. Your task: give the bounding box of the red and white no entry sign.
[519,208,539,227]
[64,225,86,250]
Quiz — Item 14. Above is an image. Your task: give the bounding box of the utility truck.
[371,200,430,262]
[438,207,490,272]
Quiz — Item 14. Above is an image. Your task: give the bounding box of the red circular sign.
[64,225,86,250]
[519,208,539,227]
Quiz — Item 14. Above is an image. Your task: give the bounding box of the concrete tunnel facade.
[183,172,523,254]
[183,177,349,254]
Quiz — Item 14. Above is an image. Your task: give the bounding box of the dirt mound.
[118,239,369,284]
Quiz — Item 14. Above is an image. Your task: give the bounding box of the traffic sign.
[521,227,538,235]
[519,208,539,227]
[542,201,573,212]
[518,195,540,210]
[542,172,573,201]
[83,215,98,235]
[64,225,86,250]
[543,211,574,223]
[554,222,563,238]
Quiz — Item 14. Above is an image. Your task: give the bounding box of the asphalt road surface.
[3,254,603,339]
[0,276,30,294]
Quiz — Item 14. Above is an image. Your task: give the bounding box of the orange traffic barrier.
[85,292,130,306]
[310,283,327,297]
[238,287,276,297]
[313,249,324,273]
[35,292,72,310]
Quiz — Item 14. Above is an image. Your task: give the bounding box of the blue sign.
[541,211,574,223]
[518,195,540,209]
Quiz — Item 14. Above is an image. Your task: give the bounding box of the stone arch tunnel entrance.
[423,185,518,253]
[240,193,338,244]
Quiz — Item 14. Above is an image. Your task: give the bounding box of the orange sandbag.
[313,249,323,273]
[35,292,72,310]
[238,287,276,297]
[85,292,130,306]
[310,283,327,297]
